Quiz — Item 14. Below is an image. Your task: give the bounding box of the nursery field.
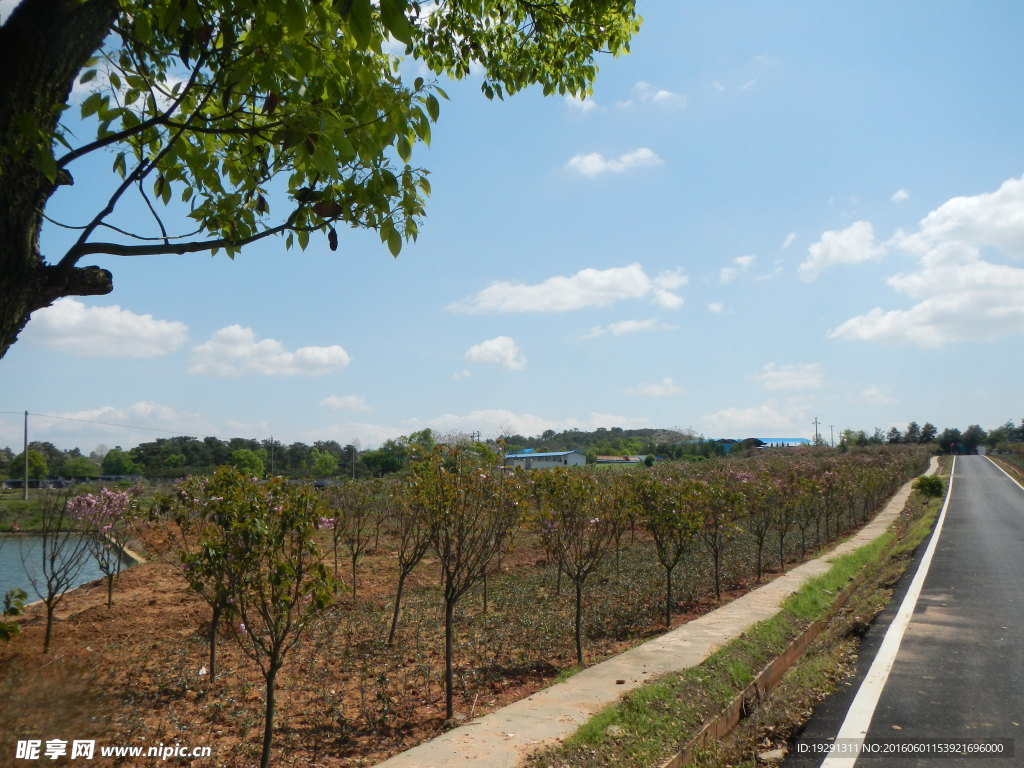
[0,446,930,767]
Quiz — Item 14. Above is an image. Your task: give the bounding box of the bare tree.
[21,491,93,652]
[385,481,431,645]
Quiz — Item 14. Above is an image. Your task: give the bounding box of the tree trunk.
[443,598,455,720]
[259,663,280,768]
[43,601,55,653]
[664,564,674,629]
[573,580,584,667]
[351,555,358,600]
[712,544,721,600]
[387,571,407,646]
[0,0,118,358]
[208,603,222,682]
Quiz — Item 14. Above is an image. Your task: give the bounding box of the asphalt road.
[784,455,1024,767]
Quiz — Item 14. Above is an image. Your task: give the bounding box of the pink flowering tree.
[68,485,139,608]
[324,478,377,599]
[22,491,93,652]
[176,467,341,768]
[631,471,702,628]
[532,467,617,666]
[173,473,240,683]
[695,473,746,601]
[411,444,526,720]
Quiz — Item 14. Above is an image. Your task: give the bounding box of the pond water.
[0,534,133,602]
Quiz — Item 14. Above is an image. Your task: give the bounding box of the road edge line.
[984,455,1024,493]
[819,456,956,767]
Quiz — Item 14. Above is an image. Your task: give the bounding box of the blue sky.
[3,0,1024,452]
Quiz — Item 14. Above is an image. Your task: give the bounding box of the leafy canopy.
[59,0,640,260]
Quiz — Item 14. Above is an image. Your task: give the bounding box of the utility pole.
[813,416,820,446]
[829,425,836,448]
[23,410,29,501]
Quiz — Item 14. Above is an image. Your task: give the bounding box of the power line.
[0,410,197,438]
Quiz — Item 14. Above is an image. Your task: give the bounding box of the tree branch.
[57,50,210,168]
[66,209,305,258]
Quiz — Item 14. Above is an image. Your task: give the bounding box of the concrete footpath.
[374,459,936,768]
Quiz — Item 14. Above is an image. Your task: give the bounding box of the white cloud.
[895,175,1024,262]
[625,377,684,397]
[623,81,686,108]
[891,189,910,203]
[427,409,648,438]
[828,275,1024,347]
[299,421,404,451]
[565,94,598,113]
[320,395,372,412]
[708,302,726,314]
[453,369,473,380]
[465,336,527,370]
[720,254,757,284]
[2,402,212,449]
[189,325,351,376]
[653,290,685,310]
[449,264,686,314]
[800,221,884,281]
[584,318,678,339]
[751,363,824,391]
[24,298,188,358]
[655,268,689,290]
[782,232,797,249]
[711,80,726,93]
[861,386,895,404]
[701,402,811,437]
[830,175,1024,347]
[565,147,663,178]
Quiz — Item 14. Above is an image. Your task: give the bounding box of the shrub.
[913,474,944,499]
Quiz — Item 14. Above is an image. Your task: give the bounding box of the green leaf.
[380,0,412,44]
[396,135,412,163]
[80,93,103,119]
[284,0,306,35]
[386,227,402,257]
[425,94,440,121]
[345,0,374,49]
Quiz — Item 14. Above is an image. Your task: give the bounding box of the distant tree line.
[2,419,1021,481]
[846,419,1024,455]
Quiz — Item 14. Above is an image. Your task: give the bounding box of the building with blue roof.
[504,450,586,469]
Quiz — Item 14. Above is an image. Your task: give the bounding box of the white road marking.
[818,457,957,767]
[985,455,1024,493]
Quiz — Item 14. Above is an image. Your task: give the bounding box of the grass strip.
[691,492,944,768]
[527,494,937,768]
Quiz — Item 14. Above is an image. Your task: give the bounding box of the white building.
[504,450,586,469]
